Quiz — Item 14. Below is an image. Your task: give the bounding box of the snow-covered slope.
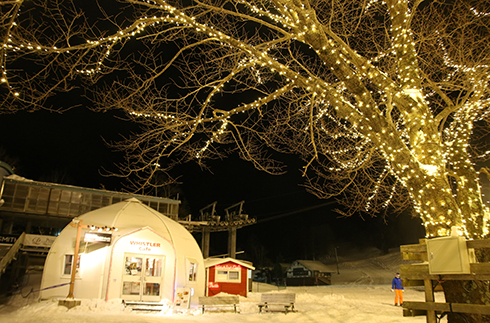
[0,249,446,323]
[331,248,408,285]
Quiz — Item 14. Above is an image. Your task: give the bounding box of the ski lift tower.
[224,201,250,259]
[179,201,255,258]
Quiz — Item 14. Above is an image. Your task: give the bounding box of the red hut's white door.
[122,253,165,302]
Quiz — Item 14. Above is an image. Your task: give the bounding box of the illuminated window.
[215,268,241,282]
[228,271,239,280]
[124,256,142,276]
[187,258,198,282]
[189,262,198,281]
[145,257,162,277]
[63,254,81,276]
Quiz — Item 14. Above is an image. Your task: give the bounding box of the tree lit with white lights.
[1,0,490,242]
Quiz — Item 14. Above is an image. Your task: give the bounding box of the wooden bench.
[199,295,240,314]
[258,293,296,314]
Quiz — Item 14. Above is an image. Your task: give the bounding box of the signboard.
[127,239,163,253]
[24,234,56,248]
[84,232,112,244]
[216,264,241,270]
[0,234,19,244]
[174,288,191,310]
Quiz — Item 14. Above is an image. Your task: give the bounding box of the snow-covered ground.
[0,249,447,323]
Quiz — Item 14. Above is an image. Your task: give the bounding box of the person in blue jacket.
[391,272,404,306]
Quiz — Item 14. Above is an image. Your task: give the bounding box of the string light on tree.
[1,0,489,245]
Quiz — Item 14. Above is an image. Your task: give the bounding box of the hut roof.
[204,257,255,270]
[294,260,336,273]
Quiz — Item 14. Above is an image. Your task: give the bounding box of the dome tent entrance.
[40,198,204,307]
[108,227,176,302]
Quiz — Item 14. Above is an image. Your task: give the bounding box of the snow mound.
[0,249,445,322]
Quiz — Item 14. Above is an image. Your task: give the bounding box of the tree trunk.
[442,280,490,323]
[441,250,490,323]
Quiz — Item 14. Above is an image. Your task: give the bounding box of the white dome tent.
[40,198,204,308]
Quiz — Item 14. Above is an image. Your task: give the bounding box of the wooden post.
[25,220,32,234]
[67,220,82,299]
[228,226,237,258]
[202,227,210,259]
[60,221,117,308]
[424,279,436,323]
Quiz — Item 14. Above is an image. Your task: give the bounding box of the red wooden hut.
[204,258,255,297]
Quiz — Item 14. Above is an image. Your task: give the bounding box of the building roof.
[72,198,199,256]
[204,257,255,270]
[294,260,336,273]
[3,175,180,204]
[0,175,180,220]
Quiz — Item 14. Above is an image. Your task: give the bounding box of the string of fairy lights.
[1,0,490,238]
[365,163,398,212]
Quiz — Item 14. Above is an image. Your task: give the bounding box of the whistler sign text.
[129,240,161,252]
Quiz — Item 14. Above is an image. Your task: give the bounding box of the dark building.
[0,174,180,236]
[286,260,335,286]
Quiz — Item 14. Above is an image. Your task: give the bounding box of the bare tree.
[2,0,490,320]
[2,0,489,232]
[5,0,489,238]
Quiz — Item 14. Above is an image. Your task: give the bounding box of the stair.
[123,301,167,312]
[0,245,10,258]
[0,233,25,278]
[317,276,332,285]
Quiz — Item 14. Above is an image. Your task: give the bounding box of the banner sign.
[84,232,112,244]
[24,234,56,248]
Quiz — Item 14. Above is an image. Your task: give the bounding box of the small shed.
[286,260,335,286]
[40,198,205,307]
[204,258,255,297]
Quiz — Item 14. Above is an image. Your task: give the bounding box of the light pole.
[58,218,117,308]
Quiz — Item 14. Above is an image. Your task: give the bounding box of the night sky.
[0,107,426,264]
[0,0,429,266]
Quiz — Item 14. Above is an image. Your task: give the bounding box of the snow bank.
[0,250,447,323]
[0,284,447,323]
